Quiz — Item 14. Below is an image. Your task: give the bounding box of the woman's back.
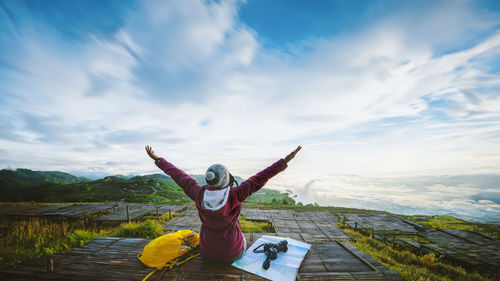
[196,187,245,261]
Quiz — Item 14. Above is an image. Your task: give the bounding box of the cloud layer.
[269,174,500,223]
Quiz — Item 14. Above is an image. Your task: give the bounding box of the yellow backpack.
[137,229,200,281]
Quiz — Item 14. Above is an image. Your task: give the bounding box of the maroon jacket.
[155,158,287,261]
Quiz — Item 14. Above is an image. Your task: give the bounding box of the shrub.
[68,230,98,247]
[113,220,164,238]
[420,254,435,267]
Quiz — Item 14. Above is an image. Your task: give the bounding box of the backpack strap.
[141,248,200,281]
[167,250,200,269]
[182,232,198,249]
[182,238,195,249]
[141,269,157,281]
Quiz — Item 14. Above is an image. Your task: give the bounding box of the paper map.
[232,235,311,281]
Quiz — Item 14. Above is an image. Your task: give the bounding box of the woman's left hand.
[145,145,159,161]
[284,145,302,164]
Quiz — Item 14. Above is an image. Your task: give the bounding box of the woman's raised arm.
[145,145,201,202]
[234,146,301,202]
[145,145,159,161]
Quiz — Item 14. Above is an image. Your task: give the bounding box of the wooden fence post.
[126,205,131,223]
[46,256,54,272]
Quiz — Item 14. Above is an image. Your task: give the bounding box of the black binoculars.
[253,240,288,269]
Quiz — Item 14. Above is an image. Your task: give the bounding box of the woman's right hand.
[284,145,302,164]
[145,145,159,161]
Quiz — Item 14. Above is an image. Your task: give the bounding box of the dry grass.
[0,217,112,265]
[238,216,274,233]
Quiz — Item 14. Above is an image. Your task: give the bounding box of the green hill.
[0,168,90,186]
[0,169,293,205]
[246,188,296,205]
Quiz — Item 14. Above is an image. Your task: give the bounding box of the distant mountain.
[0,173,188,204]
[111,174,135,179]
[71,171,113,180]
[143,173,173,182]
[0,168,90,187]
[444,212,500,224]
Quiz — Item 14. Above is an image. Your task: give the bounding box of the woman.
[145,145,301,262]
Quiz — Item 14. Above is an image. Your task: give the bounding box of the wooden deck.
[339,213,422,234]
[420,228,500,272]
[164,207,351,242]
[0,203,186,222]
[242,209,339,225]
[0,203,113,218]
[339,213,500,274]
[377,227,500,275]
[96,204,186,222]
[163,208,202,232]
[0,234,403,280]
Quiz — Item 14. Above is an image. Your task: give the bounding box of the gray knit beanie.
[205,164,230,189]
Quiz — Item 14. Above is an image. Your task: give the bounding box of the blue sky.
[1,0,499,220]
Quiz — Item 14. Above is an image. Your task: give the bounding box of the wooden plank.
[1,203,185,220]
[176,272,244,281]
[7,204,72,217]
[1,203,117,219]
[298,271,404,280]
[340,242,387,272]
[163,208,201,232]
[316,242,374,272]
[438,228,498,246]
[270,217,351,242]
[309,219,351,241]
[43,203,115,218]
[420,229,500,271]
[298,272,356,280]
[297,211,339,224]
[339,213,419,234]
[181,256,244,275]
[96,204,153,221]
[270,218,302,233]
